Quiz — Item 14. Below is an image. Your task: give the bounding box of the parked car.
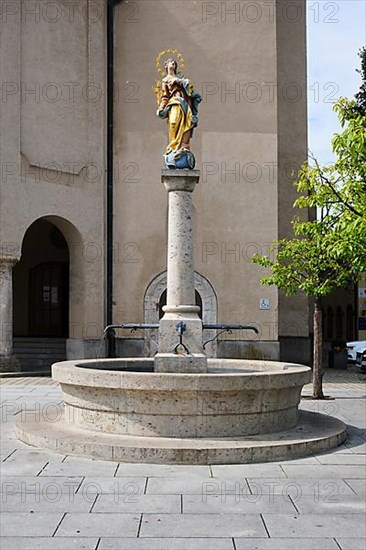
[347,340,366,365]
[355,350,366,371]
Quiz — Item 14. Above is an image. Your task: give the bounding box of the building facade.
[0,0,311,372]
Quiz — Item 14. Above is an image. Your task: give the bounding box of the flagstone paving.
[0,370,365,550]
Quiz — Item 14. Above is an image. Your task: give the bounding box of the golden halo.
[155,49,185,76]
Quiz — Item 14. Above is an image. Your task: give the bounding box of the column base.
[154,353,208,373]
[158,316,204,354]
[0,355,21,373]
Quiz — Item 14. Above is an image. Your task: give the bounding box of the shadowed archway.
[144,271,217,357]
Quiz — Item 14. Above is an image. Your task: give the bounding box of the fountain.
[16,55,346,464]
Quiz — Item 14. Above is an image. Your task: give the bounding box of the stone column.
[0,256,20,372]
[155,170,207,373]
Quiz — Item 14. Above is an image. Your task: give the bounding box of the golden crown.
[155,49,185,76]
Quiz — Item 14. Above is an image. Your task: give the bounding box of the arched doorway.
[14,219,69,337]
[144,271,217,357]
[13,219,70,371]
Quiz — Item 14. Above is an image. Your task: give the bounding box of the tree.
[253,52,366,399]
[253,217,358,399]
[355,47,366,115]
[295,103,366,274]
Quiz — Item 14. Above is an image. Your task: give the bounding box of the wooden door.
[29,263,69,336]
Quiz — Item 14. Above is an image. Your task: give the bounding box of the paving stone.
[146,477,250,495]
[3,448,66,465]
[139,513,267,538]
[317,444,354,455]
[0,476,83,494]
[235,538,339,549]
[1,456,52,476]
[55,512,141,537]
[183,493,297,514]
[40,459,118,477]
[315,453,366,465]
[92,493,181,513]
[77,476,146,495]
[344,479,366,495]
[0,512,64,537]
[98,538,234,549]
[116,463,211,478]
[1,392,34,398]
[345,426,366,436]
[0,427,18,438]
[0,407,21,419]
[246,478,355,496]
[294,493,366,514]
[211,464,287,478]
[0,538,97,549]
[0,443,18,459]
[345,440,366,454]
[335,538,366,550]
[16,397,62,405]
[0,400,23,410]
[281,464,366,478]
[272,456,319,465]
[337,398,366,416]
[1,377,365,547]
[262,513,366,538]
[0,492,94,513]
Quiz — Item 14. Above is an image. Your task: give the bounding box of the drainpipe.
[106,0,116,357]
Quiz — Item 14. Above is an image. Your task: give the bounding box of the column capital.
[161,169,200,193]
[0,255,20,267]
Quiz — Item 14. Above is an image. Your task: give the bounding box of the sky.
[307,0,366,164]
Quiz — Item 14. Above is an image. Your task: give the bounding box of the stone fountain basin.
[52,358,311,438]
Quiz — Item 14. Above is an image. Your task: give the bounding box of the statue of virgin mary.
[155,58,202,169]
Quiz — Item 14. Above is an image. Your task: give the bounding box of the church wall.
[0,0,107,348]
[1,0,310,363]
[276,0,309,362]
[114,0,309,359]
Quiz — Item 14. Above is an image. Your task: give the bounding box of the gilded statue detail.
[154,56,202,169]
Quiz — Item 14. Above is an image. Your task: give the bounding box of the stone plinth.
[155,170,207,373]
[0,256,20,372]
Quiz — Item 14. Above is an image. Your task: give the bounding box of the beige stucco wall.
[276,0,309,340]
[114,0,308,349]
[0,0,309,360]
[0,0,106,341]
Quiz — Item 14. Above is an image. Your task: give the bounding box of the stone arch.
[144,271,218,357]
[14,215,88,342]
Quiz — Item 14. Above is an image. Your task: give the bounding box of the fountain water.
[16,169,346,464]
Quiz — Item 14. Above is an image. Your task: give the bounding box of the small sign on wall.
[259,299,270,310]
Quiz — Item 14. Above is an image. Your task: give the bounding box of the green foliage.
[252,219,357,299]
[294,99,366,276]
[355,47,366,115]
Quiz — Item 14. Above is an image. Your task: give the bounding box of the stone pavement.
[0,370,365,550]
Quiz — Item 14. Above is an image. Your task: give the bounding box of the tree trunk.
[312,296,325,399]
